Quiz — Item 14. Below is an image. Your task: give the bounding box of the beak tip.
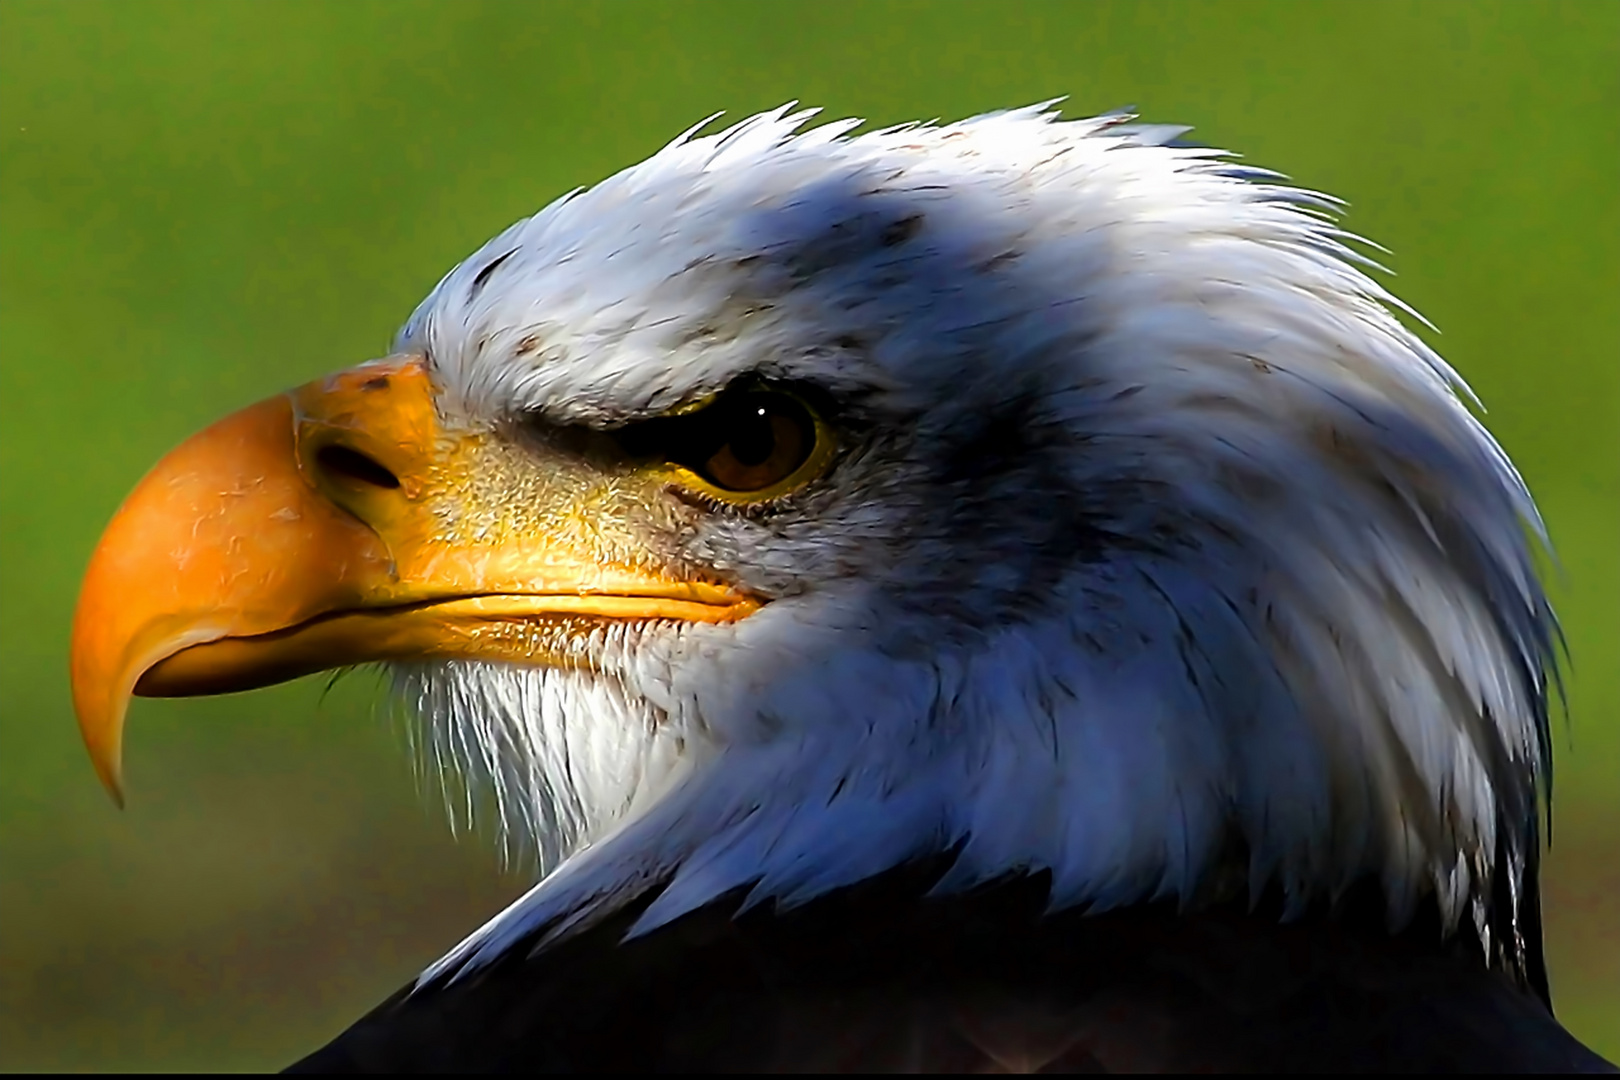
[70,659,130,810]
[95,744,127,807]
[82,716,128,808]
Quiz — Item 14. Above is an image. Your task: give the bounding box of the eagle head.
[70,105,1554,988]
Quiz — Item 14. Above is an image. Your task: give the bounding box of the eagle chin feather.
[392,104,1556,995]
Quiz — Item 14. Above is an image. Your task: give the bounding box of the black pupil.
[729,404,775,465]
[608,386,813,489]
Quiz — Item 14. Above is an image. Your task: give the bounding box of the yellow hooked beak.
[69,355,758,803]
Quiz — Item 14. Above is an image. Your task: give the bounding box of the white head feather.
[388,105,1554,983]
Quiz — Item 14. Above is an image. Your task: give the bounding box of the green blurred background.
[2,0,1615,1068]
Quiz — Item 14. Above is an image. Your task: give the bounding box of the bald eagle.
[71,105,1609,1072]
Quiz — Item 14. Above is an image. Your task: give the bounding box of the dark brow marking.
[469,249,518,300]
[880,213,924,248]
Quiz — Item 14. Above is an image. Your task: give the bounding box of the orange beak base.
[68,356,757,803]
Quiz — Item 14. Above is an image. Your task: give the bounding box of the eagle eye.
[698,393,812,491]
[615,385,833,501]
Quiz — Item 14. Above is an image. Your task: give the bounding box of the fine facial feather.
[387,105,1554,988]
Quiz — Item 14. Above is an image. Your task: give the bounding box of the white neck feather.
[389,105,1553,985]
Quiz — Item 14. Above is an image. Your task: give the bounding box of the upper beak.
[69,355,756,803]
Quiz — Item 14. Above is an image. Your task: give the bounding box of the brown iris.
[701,396,810,490]
[614,385,826,498]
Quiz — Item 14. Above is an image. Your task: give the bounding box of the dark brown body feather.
[288,867,1611,1073]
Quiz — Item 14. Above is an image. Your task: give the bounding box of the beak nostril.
[316,444,401,490]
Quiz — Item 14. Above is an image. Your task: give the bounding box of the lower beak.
[69,355,756,802]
